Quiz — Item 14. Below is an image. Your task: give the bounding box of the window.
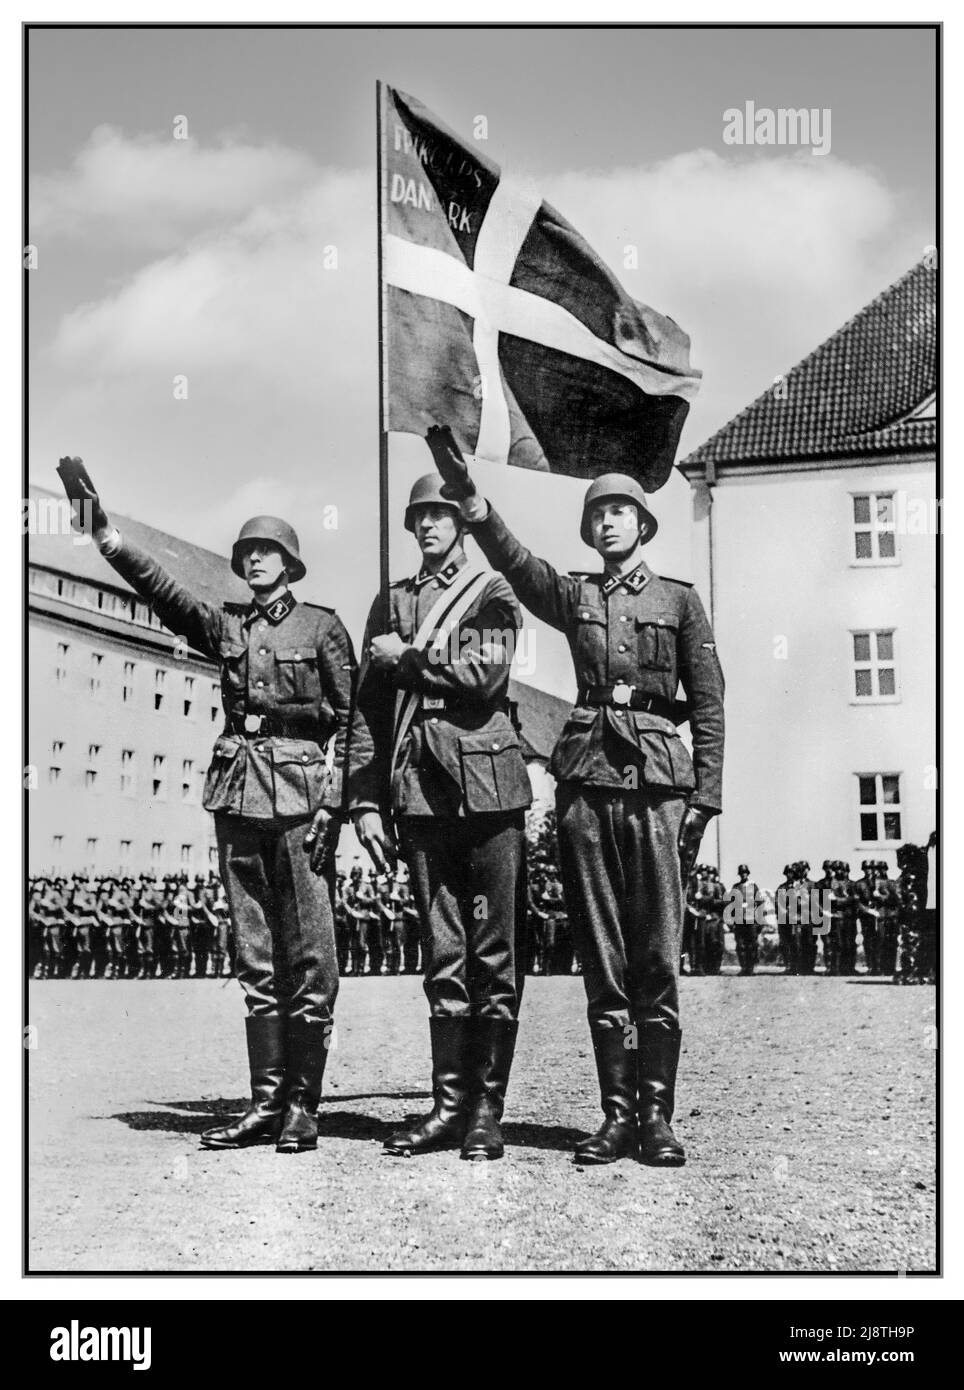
[152,754,167,800]
[154,669,166,712]
[181,758,196,802]
[86,837,98,862]
[48,766,61,785]
[29,567,62,598]
[52,835,63,857]
[857,774,902,844]
[133,601,151,628]
[180,844,193,868]
[211,682,221,723]
[49,740,64,784]
[852,630,898,701]
[852,492,897,563]
[89,651,104,697]
[123,661,135,703]
[119,840,132,863]
[151,842,163,866]
[86,743,101,789]
[55,642,69,683]
[183,676,195,719]
[120,749,136,795]
[208,845,218,867]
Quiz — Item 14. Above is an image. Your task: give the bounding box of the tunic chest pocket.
[573,605,608,665]
[218,640,247,698]
[275,647,321,703]
[636,616,677,671]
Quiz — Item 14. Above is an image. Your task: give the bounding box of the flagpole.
[376,79,389,612]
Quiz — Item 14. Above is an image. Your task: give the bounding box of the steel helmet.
[579,473,658,547]
[738,864,750,874]
[231,516,306,583]
[404,473,462,533]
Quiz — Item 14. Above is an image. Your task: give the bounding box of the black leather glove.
[425,424,477,503]
[56,456,110,535]
[303,809,341,877]
[678,807,710,885]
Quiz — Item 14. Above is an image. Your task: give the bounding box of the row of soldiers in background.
[28,872,234,981]
[686,849,934,982]
[28,845,935,985]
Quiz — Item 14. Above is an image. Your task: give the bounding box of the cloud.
[30,124,322,248]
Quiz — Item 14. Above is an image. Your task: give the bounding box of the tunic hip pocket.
[457,729,532,813]
[271,740,329,817]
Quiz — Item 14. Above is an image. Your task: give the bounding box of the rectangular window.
[180,844,193,868]
[120,749,136,795]
[52,835,63,856]
[852,492,898,563]
[133,601,151,627]
[86,743,101,789]
[857,773,902,844]
[181,758,195,802]
[86,837,98,862]
[154,668,166,712]
[119,840,132,863]
[211,681,221,723]
[29,567,62,598]
[852,629,898,701]
[151,842,163,866]
[89,651,104,697]
[48,766,61,785]
[55,642,69,683]
[152,754,167,800]
[123,661,135,703]
[50,738,64,784]
[183,675,195,719]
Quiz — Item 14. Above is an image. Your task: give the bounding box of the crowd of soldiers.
[28,846,934,985]
[28,872,233,981]
[683,850,934,982]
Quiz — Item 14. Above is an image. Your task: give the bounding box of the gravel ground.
[26,974,937,1275]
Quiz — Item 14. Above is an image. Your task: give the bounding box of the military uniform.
[727,868,761,975]
[82,496,363,1153]
[348,479,531,1162]
[333,873,351,974]
[875,864,902,977]
[459,481,724,1167]
[345,870,376,977]
[66,876,98,979]
[99,877,131,980]
[34,879,65,979]
[163,881,193,979]
[395,874,421,974]
[853,863,882,974]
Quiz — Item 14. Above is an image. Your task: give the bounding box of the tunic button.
[580,610,590,619]
[492,742,500,750]
[617,643,627,653]
[302,754,309,762]
[259,648,267,656]
[430,717,438,724]
[619,614,628,622]
[256,680,264,688]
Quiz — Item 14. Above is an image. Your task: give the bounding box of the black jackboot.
[201,1015,286,1149]
[461,1017,518,1162]
[384,1016,471,1156]
[637,1021,685,1166]
[277,1018,330,1153]
[574,1025,638,1165]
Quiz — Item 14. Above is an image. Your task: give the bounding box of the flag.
[380,85,701,492]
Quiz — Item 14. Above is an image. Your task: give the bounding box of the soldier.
[345,865,375,978]
[348,470,532,1162]
[65,873,98,980]
[188,875,217,980]
[426,429,724,1166]
[775,863,799,975]
[58,458,361,1154]
[395,870,421,975]
[34,876,66,979]
[728,864,760,975]
[212,878,234,979]
[130,875,157,980]
[895,844,928,985]
[28,878,45,979]
[854,860,881,975]
[375,875,400,976]
[795,860,818,975]
[700,866,726,976]
[99,874,131,980]
[830,861,858,976]
[875,861,902,977]
[333,871,351,975]
[527,870,548,974]
[163,878,193,979]
[542,871,570,977]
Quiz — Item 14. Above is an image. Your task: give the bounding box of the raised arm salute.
[57,457,362,1155]
[426,426,725,1167]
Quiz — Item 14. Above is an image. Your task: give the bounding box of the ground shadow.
[105,1096,583,1151]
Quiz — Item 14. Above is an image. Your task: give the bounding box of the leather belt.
[228,713,311,739]
[578,685,687,723]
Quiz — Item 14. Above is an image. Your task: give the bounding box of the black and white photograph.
[22,17,940,1288]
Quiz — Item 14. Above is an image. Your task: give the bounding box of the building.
[679,257,937,886]
[27,486,569,875]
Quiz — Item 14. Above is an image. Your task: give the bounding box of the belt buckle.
[612,681,633,707]
[243,713,264,734]
[422,696,445,711]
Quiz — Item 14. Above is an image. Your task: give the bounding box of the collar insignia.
[257,591,296,624]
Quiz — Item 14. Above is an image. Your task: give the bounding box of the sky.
[27,23,938,687]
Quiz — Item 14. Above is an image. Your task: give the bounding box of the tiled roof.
[682,258,936,471]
